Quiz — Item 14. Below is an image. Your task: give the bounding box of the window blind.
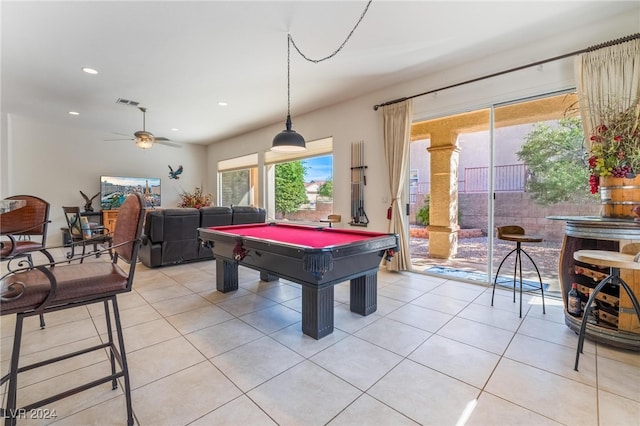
[218,153,258,172]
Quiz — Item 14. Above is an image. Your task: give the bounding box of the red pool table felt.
[208,223,387,249]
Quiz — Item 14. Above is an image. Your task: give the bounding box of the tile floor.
[1,248,639,425]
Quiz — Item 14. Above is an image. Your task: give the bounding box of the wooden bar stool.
[491,225,546,318]
[0,193,145,425]
[572,245,640,371]
[320,214,341,228]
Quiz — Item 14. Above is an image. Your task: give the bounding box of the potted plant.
[587,100,640,191]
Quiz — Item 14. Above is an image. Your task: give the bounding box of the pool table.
[198,222,398,339]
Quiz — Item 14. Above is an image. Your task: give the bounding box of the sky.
[303,155,333,182]
[101,176,160,187]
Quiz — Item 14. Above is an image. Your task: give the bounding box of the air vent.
[116,98,140,107]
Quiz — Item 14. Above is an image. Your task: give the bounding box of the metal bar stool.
[491,225,546,318]
[572,245,640,371]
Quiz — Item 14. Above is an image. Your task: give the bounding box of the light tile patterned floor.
[1,248,639,425]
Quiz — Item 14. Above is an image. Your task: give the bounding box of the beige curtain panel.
[574,37,640,142]
[382,100,413,271]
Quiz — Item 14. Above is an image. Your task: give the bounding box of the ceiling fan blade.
[104,138,133,141]
[155,139,182,148]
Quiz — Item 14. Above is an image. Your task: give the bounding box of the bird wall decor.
[80,190,101,212]
[168,165,183,180]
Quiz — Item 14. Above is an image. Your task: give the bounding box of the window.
[218,153,258,206]
[409,169,419,186]
[265,137,333,222]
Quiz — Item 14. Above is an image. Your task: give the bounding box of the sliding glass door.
[409,91,600,295]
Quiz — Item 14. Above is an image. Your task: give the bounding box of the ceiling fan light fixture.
[134,130,155,149]
[135,138,154,149]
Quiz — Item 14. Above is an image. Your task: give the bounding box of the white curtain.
[574,37,640,142]
[382,100,412,271]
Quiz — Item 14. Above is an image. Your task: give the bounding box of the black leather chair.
[0,192,146,426]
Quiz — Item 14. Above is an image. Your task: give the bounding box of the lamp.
[272,35,306,152]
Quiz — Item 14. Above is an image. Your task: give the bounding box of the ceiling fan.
[106,106,181,149]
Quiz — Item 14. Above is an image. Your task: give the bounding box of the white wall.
[206,9,638,233]
[2,114,209,244]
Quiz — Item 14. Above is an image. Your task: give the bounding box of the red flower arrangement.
[177,187,213,209]
[586,100,640,194]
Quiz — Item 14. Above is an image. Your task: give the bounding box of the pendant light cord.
[288,0,373,64]
[275,0,372,149]
[285,0,372,115]
[287,36,291,116]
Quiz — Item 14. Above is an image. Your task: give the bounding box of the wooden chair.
[1,195,55,329]
[62,205,112,261]
[0,195,54,269]
[0,192,145,426]
[572,243,640,371]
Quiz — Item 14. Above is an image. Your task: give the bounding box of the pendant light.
[272,35,306,152]
[272,1,372,151]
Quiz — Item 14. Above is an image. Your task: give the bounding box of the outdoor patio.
[410,233,563,295]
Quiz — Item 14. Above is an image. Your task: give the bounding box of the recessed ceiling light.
[69,111,80,115]
[217,101,228,106]
[171,128,179,131]
[82,67,98,75]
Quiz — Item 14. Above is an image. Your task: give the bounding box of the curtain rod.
[372,33,639,111]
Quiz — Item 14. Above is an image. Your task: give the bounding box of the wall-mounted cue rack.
[350,141,369,227]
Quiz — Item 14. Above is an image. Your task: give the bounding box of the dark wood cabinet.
[102,210,119,234]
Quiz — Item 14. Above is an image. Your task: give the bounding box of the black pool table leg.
[350,271,378,316]
[259,271,279,282]
[216,259,239,293]
[301,285,334,339]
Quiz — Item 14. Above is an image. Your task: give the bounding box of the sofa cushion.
[162,239,200,264]
[162,209,201,241]
[200,206,233,228]
[232,206,266,224]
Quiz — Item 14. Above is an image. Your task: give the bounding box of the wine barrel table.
[548,216,640,351]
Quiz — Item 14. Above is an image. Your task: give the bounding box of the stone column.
[427,140,460,259]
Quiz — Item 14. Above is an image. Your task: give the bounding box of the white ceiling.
[2,1,638,147]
